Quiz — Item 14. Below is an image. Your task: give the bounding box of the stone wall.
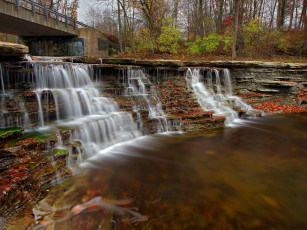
[78,29,109,58]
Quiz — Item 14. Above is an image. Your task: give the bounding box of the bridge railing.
[3,0,90,30]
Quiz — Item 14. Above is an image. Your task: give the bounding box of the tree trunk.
[277,0,287,30]
[253,0,257,19]
[232,0,240,60]
[217,0,224,33]
[288,0,296,30]
[258,0,264,18]
[172,0,180,28]
[294,3,299,30]
[198,0,204,36]
[117,0,123,52]
[303,0,307,52]
[299,0,307,30]
[237,0,245,56]
[269,0,278,29]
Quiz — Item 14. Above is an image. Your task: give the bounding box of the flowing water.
[32,64,140,160]
[1,62,307,229]
[0,64,5,94]
[186,68,255,125]
[122,68,169,133]
[9,113,306,230]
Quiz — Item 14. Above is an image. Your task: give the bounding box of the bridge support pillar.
[78,28,109,58]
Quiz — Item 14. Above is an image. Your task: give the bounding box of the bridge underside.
[0,13,76,36]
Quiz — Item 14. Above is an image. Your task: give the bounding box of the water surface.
[12,114,307,230]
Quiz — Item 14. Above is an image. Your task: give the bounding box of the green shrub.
[277,32,304,55]
[158,18,181,54]
[187,32,222,55]
[186,36,203,54]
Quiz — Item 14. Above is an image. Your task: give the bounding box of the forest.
[83,0,307,61]
[1,0,306,61]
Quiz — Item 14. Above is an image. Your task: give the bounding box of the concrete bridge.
[0,0,109,57]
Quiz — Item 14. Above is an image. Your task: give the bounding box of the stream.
[8,112,307,230]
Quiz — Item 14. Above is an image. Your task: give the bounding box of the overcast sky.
[78,0,93,23]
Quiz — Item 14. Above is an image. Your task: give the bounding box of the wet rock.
[0,127,23,143]
[5,99,19,113]
[64,56,101,64]
[0,134,72,222]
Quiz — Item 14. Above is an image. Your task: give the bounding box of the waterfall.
[0,64,5,94]
[123,68,169,133]
[0,65,31,128]
[186,68,253,125]
[30,64,140,158]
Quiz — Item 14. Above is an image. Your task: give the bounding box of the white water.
[123,68,169,133]
[0,64,5,94]
[31,64,140,160]
[0,63,31,128]
[186,68,254,125]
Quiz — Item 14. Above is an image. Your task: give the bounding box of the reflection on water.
[11,114,307,229]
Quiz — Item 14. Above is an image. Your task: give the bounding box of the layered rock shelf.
[0,42,28,61]
[100,58,307,69]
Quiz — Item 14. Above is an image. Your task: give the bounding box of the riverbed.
[7,113,307,230]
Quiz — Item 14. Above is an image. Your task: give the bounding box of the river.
[8,113,307,230]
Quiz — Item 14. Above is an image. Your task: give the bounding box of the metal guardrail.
[4,0,91,30]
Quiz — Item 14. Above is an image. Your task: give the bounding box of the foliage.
[239,18,304,58]
[91,0,305,59]
[242,18,265,57]
[0,33,17,43]
[202,32,222,53]
[242,19,263,47]
[222,27,234,51]
[187,32,222,55]
[134,27,151,50]
[186,36,202,55]
[277,32,304,55]
[158,18,181,54]
[222,16,234,30]
[67,0,79,19]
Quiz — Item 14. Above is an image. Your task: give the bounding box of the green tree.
[158,18,181,54]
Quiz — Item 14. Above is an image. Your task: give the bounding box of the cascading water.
[186,68,254,125]
[122,68,169,133]
[0,64,5,94]
[0,64,30,128]
[31,64,140,161]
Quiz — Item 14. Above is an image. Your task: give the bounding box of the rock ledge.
[0,41,29,57]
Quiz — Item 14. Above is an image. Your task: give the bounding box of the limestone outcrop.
[101,58,307,69]
[0,42,28,57]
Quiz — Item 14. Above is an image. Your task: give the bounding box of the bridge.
[0,0,89,36]
[0,0,109,57]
